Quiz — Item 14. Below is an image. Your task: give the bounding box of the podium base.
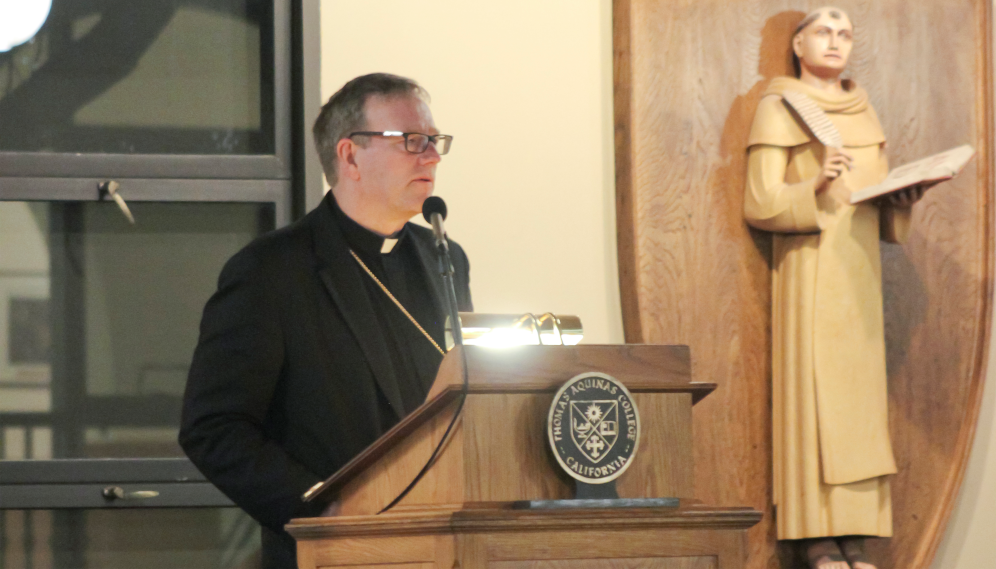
[289,502,762,569]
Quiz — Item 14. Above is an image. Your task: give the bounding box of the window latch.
[102,486,159,501]
[98,180,136,224]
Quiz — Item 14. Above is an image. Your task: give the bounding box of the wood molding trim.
[287,504,763,540]
[911,1,995,567]
[612,0,642,344]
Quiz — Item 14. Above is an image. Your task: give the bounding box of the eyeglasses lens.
[434,136,452,155]
[405,134,451,155]
[405,134,428,154]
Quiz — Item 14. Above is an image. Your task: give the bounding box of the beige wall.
[318,1,994,566]
[933,349,996,568]
[319,0,622,344]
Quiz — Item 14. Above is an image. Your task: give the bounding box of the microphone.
[422,195,448,251]
[421,196,462,348]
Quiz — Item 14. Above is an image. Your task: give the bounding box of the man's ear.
[336,138,362,181]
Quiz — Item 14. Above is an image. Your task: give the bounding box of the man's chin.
[402,198,432,221]
[414,188,434,205]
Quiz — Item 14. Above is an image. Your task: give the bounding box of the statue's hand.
[885,182,934,208]
[816,147,853,194]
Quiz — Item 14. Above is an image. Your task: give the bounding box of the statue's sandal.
[805,539,849,569]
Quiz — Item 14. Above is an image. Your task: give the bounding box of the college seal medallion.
[547,372,640,484]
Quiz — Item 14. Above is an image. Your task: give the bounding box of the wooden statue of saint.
[743,7,930,569]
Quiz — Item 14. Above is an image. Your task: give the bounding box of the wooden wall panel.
[613,2,993,569]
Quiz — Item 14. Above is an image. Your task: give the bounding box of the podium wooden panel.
[290,504,760,569]
[287,345,761,569]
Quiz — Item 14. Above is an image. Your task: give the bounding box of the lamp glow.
[0,0,52,52]
[445,313,583,350]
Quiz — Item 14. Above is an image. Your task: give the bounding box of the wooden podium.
[286,345,761,569]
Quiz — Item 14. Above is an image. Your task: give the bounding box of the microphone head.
[422,196,447,223]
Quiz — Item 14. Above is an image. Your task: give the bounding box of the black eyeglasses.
[348,131,453,155]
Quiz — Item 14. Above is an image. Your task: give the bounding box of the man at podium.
[179,73,473,569]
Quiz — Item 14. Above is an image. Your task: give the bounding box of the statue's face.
[793,10,853,75]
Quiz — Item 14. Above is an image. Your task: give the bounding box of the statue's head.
[792,6,853,79]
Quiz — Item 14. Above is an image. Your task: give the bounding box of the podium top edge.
[428,344,694,400]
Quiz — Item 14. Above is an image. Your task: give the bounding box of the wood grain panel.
[434,534,456,569]
[463,393,573,502]
[459,534,489,569]
[481,519,750,569]
[308,535,437,566]
[485,529,738,561]
[490,557,716,569]
[613,2,993,569]
[336,401,464,515]
[317,564,432,569]
[617,393,694,498]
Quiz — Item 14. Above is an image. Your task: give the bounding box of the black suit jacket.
[179,194,472,567]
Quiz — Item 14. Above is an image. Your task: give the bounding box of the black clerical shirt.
[331,198,446,426]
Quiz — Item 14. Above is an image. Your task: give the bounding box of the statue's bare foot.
[805,538,850,569]
[838,537,877,569]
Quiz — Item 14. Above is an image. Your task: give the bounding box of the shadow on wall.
[710,10,803,569]
[718,10,803,274]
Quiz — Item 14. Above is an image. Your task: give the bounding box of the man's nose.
[420,143,442,164]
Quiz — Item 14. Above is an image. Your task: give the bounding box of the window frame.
[0,0,320,521]
[0,459,233,509]
[0,0,293,184]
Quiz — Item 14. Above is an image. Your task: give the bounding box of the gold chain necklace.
[349,249,445,356]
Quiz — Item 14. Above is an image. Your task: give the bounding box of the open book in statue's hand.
[849,144,976,204]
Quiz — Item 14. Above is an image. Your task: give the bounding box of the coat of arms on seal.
[547,372,640,484]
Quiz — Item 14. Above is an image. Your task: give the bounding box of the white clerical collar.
[380,237,399,254]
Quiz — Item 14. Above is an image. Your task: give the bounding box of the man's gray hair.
[312,73,428,188]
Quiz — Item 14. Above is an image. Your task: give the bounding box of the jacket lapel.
[309,200,405,420]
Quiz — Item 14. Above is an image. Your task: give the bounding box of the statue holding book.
[743,7,939,569]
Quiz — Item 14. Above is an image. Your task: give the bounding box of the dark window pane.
[9,298,51,365]
[1,508,261,569]
[0,201,273,460]
[0,0,274,155]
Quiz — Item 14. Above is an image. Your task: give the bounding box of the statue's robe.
[744,77,911,539]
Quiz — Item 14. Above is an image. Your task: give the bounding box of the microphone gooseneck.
[377,196,469,515]
[421,196,461,345]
